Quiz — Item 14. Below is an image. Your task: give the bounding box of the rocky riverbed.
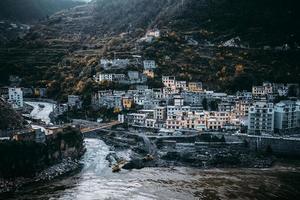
[94,130,276,172]
[2,138,300,200]
[0,159,82,194]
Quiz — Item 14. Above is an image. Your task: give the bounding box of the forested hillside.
[0,0,299,100]
[0,99,26,131]
[93,0,300,47]
[0,0,83,23]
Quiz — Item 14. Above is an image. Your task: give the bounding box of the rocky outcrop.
[0,99,26,132]
[0,127,85,179]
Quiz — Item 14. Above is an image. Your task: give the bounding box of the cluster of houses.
[0,86,48,109]
[0,85,83,119]
[92,75,300,135]
[94,59,157,84]
[11,126,64,143]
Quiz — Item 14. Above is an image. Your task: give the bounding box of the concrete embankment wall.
[24,98,57,104]
[238,135,300,157]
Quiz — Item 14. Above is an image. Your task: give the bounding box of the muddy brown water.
[1,139,300,200]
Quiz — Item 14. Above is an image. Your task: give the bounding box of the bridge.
[80,121,121,134]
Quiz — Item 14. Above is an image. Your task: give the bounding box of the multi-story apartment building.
[127,113,147,126]
[252,82,273,97]
[236,90,253,101]
[8,87,23,109]
[274,100,300,134]
[218,102,235,113]
[234,100,251,118]
[175,81,187,91]
[100,58,129,69]
[173,95,184,106]
[181,91,205,106]
[167,106,191,116]
[154,106,167,121]
[166,112,206,131]
[143,60,156,70]
[248,101,274,135]
[188,82,203,92]
[127,71,147,84]
[205,111,231,130]
[94,73,126,82]
[252,86,266,96]
[162,76,176,88]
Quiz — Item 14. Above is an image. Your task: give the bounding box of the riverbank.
[0,159,82,194]
[93,129,280,171]
[2,138,300,200]
[0,127,85,194]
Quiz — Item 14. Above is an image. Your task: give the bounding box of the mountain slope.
[0,0,299,99]
[0,0,83,23]
[93,0,300,47]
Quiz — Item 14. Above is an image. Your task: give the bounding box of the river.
[24,101,56,125]
[1,138,300,200]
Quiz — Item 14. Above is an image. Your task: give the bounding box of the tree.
[202,98,208,110]
[288,85,298,97]
[209,100,218,111]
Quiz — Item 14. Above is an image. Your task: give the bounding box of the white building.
[234,100,251,118]
[154,106,167,120]
[143,60,156,70]
[252,82,273,97]
[146,29,160,38]
[128,71,147,84]
[218,102,234,113]
[94,73,126,82]
[175,81,187,91]
[100,59,129,69]
[166,111,206,131]
[8,87,23,109]
[274,101,300,134]
[248,101,274,135]
[162,76,176,88]
[140,29,161,43]
[173,95,184,106]
[167,106,191,116]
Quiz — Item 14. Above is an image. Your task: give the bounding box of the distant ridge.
[0,0,83,23]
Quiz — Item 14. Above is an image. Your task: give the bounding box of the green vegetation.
[0,100,26,131]
[0,0,299,101]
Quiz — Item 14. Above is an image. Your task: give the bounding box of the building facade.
[274,101,300,134]
[8,87,23,109]
[248,102,274,135]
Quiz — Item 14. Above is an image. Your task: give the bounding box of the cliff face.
[0,127,85,178]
